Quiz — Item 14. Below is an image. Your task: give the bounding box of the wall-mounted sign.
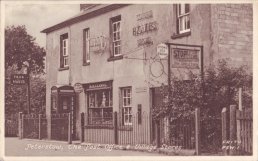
[136,11,153,21]
[157,43,168,59]
[171,48,200,69]
[133,21,158,36]
[137,37,153,47]
[11,74,28,85]
[135,87,147,93]
[89,36,109,53]
[74,83,84,93]
[83,80,113,92]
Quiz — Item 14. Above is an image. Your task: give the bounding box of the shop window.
[60,33,69,68]
[176,4,190,34]
[110,15,121,57]
[121,87,132,125]
[87,90,113,125]
[83,28,90,65]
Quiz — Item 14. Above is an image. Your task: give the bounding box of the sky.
[5,3,80,48]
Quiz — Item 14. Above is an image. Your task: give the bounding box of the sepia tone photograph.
[2,1,256,160]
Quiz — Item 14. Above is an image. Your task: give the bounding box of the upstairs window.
[110,15,121,57]
[83,28,90,65]
[177,4,190,34]
[60,33,69,68]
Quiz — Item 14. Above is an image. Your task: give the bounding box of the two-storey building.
[42,4,252,145]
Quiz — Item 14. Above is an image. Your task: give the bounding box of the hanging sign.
[157,43,168,59]
[11,74,28,85]
[171,48,200,69]
[74,83,84,93]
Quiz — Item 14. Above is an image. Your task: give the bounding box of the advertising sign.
[157,43,168,59]
[11,74,28,85]
[74,83,84,93]
[171,48,200,69]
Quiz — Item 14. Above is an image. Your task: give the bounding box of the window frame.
[177,4,190,34]
[60,33,69,69]
[121,87,132,126]
[83,28,90,65]
[110,15,122,57]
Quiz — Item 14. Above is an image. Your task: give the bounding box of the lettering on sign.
[89,36,109,53]
[157,43,168,59]
[84,80,113,91]
[137,37,153,47]
[171,48,200,69]
[133,21,158,36]
[136,11,153,21]
[11,74,28,85]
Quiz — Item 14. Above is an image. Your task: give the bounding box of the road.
[5,137,165,156]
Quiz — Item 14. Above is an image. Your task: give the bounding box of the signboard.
[83,80,113,91]
[74,83,84,93]
[89,36,109,53]
[157,43,168,59]
[171,48,200,69]
[11,74,28,85]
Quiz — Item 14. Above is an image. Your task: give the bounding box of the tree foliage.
[152,59,252,153]
[5,25,45,73]
[5,25,46,115]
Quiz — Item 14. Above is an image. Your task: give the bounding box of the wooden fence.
[5,113,19,137]
[221,105,252,155]
[19,112,72,143]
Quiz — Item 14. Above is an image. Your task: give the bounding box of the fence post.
[81,112,85,143]
[18,112,22,139]
[114,112,118,144]
[236,88,242,154]
[68,113,72,144]
[221,107,228,155]
[21,114,24,139]
[195,108,200,155]
[156,120,161,148]
[229,105,237,155]
[39,114,42,140]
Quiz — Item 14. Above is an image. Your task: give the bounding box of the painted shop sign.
[171,48,200,69]
[133,21,158,36]
[89,36,109,53]
[137,37,153,47]
[83,80,113,91]
[11,74,28,85]
[136,11,153,21]
[74,83,84,93]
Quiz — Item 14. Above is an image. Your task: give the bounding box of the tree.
[5,25,46,115]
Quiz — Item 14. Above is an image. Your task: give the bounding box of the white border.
[1,1,257,161]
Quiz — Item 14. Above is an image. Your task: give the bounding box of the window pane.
[185,4,190,13]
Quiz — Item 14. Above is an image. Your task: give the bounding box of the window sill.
[58,67,69,71]
[107,55,123,62]
[171,31,191,39]
[83,62,90,66]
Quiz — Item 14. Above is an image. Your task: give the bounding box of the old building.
[41,4,252,145]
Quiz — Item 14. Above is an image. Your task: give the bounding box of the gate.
[21,113,48,140]
[51,113,69,141]
[5,113,19,137]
